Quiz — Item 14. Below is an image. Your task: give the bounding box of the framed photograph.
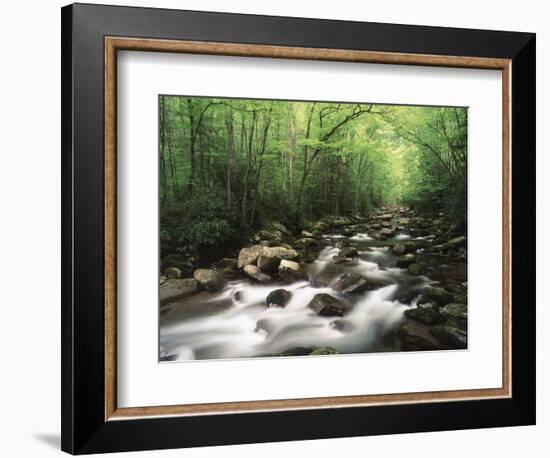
[61,3,536,454]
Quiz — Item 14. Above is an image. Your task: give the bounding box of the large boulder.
[278,347,314,357]
[332,273,373,294]
[440,303,468,330]
[257,246,299,272]
[254,229,283,242]
[332,246,358,264]
[446,236,467,249]
[266,289,291,307]
[396,253,416,268]
[160,278,199,305]
[380,227,395,238]
[429,325,467,349]
[397,320,443,351]
[237,245,264,269]
[309,221,328,232]
[404,304,442,325]
[269,221,291,236]
[243,265,272,282]
[308,293,349,316]
[164,266,182,279]
[293,237,320,249]
[392,244,405,255]
[278,260,307,282]
[330,319,354,333]
[193,269,224,292]
[310,347,339,355]
[420,286,454,306]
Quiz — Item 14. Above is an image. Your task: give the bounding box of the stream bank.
[160,206,468,361]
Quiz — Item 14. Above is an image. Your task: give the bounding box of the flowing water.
[160,229,434,362]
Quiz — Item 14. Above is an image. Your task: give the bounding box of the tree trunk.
[225,109,236,210]
[186,98,196,197]
[241,110,257,225]
[250,108,272,226]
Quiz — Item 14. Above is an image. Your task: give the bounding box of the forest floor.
[159,206,468,361]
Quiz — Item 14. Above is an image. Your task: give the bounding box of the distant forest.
[159,96,467,260]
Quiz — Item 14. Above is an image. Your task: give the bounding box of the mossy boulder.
[404,304,442,325]
[421,286,454,306]
[266,289,291,307]
[440,303,468,330]
[308,293,349,317]
[193,269,224,292]
[310,347,339,356]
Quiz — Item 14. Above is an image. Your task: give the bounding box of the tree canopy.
[159,96,467,257]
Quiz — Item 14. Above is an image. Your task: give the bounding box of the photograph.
[159,96,468,362]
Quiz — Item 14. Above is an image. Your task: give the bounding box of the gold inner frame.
[104,37,512,421]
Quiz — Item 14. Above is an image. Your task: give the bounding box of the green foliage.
[159,96,467,259]
[162,190,239,254]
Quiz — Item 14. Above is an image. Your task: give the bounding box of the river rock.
[332,273,372,294]
[311,229,323,239]
[301,230,314,238]
[243,265,272,282]
[164,266,182,279]
[396,253,416,268]
[278,260,307,282]
[279,347,314,357]
[407,263,425,276]
[397,320,443,351]
[308,293,349,316]
[420,286,454,306]
[255,318,276,334]
[446,236,467,249]
[380,227,395,238]
[293,237,320,249]
[330,319,353,333]
[392,244,406,255]
[266,289,291,307]
[310,347,339,355]
[440,303,468,330]
[309,221,328,232]
[269,221,291,236]
[160,278,199,305]
[404,304,442,325]
[429,325,467,349]
[238,245,264,268]
[254,229,283,242]
[333,246,358,263]
[193,269,224,292]
[160,275,168,285]
[257,246,299,272]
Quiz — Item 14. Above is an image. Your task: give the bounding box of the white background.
[0,0,545,457]
[118,52,502,407]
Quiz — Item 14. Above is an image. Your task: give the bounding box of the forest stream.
[159,207,468,362]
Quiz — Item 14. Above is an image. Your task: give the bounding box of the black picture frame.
[61,3,536,454]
